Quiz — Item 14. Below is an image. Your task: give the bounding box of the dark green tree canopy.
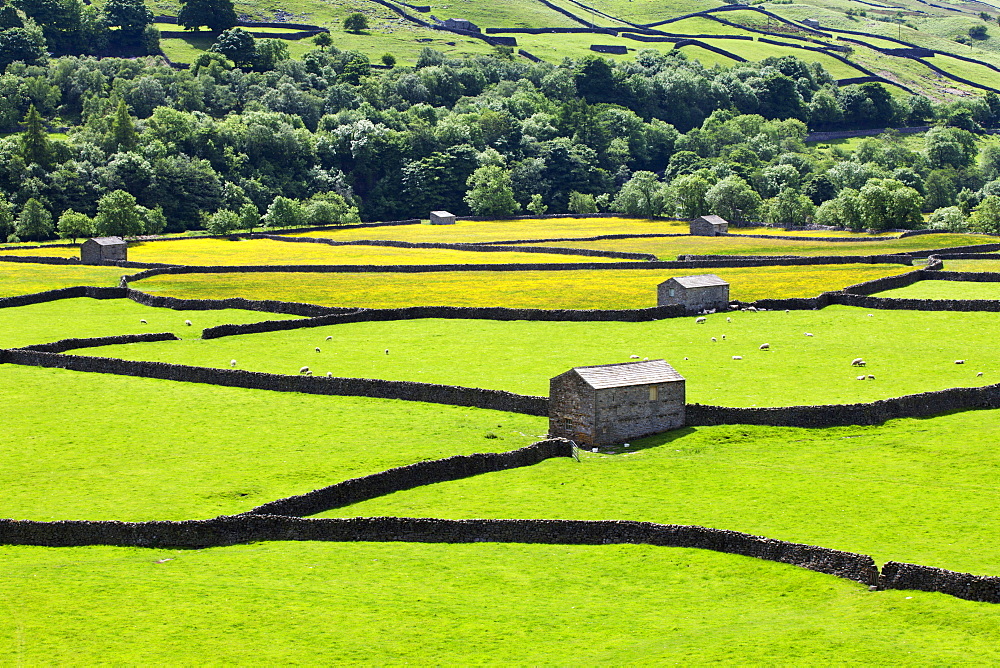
[211,27,256,67]
[178,0,238,32]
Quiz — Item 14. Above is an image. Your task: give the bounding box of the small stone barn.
[658,274,730,313]
[549,360,686,447]
[803,17,821,28]
[80,237,127,265]
[442,18,480,32]
[430,210,456,225]
[690,215,729,236]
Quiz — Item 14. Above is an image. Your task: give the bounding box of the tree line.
[3,11,1000,241]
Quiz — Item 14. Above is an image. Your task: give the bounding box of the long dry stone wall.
[20,332,179,353]
[0,348,548,416]
[879,561,1000,603]
[245,439,576,517]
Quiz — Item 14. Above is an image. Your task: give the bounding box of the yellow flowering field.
[134,264,914,309]
[0,262,124,297]
[290,217,690,243]
[943,260,1000,272]
[519,233,996,259]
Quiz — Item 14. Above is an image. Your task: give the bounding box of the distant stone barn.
[690,215,728,236]
[549,360,686,447]
[80,237,127,265]
[658,274,730,313]
[430,210,456,225]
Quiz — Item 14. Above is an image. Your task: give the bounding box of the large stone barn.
[658,274,730,313]
[690,215,728,236]
[80,237,127,265]
[549,360,686,447]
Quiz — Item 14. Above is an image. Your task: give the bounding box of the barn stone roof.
[86,237,126,246]
[672,274,728,289]
[697,215,728,226]
[573,360,684,389]
[430,210,454,217]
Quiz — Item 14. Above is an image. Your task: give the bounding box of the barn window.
[669,288,675,297]
[649,386,658,401]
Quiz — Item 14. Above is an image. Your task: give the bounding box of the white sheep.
[299,366,310,374]
[184,319,192,326]
[230,360,237,367]
[851,358,866,367]
[978,372,984,377]
[805,333,814,337]
[867,375,875,380]
[326,336,333,341]
[711,337,717,342]
[684,357,689,360]
[955,360,965,365]
[630,354,640,359]
[643,357,649,361]
[695,317,707,324]
[732,355,742,360]
[867,314,874,317]
[759,343,770,351]
[726,317,732,323]
[785,309,790,313]
[722,335,726,340]
[139,319,147,324]
[327,371,333,377]
[857,375,866,380]
[385,349,389,355]
[315,347,321,353]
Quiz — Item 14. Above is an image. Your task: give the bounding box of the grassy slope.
[0,364,545,521]
[129,263,912,307]
[0,297,301,348]
[4,542,999,664]
[319,410,1000,576]
[81,305,1000,404]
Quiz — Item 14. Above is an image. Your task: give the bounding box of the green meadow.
[877,278,1000,298]
[80,305,1000,405]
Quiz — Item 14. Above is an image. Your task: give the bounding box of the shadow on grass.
[595,426,699,456]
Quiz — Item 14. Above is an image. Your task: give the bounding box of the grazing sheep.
[867,314,873,317]
[315,347,321,353]
[643,357,649,361]
[696,317,707,324]
[867,375,875,380]
[978,372,984,377]
[184,319,192,326]
[684,357,689,360]
[230,360,237,367]
[722,335,726,340]
[326,336,332,341]
[139,319,147,324]
[711,337,717,342]
[726,317,732,323]
[385,349,389,355]
[805,333,813,337]
[785,309,789,313]
[299,366,310,374]
[327,371,333,377]
[955,360,965,364]
[759,343,770,350]
[857,375,866,380]
[851,358,866,367]
[630,354,640,359]
[732,356,742,360]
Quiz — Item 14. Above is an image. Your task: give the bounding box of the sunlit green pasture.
[0,262,124,297]
[81,304,1000,406]
[130,264,913,308]
[943,259,1000,272]
[291,217,690,242]
[0,364,545,521]
[524,232,997,258]
[877,277,1000,298]
[322,410,1000,576]
[0,297,301,348]
[5,541,998,664]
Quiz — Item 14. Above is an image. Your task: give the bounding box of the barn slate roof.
[573,360,684,390]
[697,215,728,226]
[672,274,729,289]
[86,237,126,246]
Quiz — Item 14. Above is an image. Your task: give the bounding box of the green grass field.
[877,277,1000,298]
[5,541,999,664]
[319,409,1000,576]
[129,263,912,307]
[0,364,545,521]
[80,305,1000,405]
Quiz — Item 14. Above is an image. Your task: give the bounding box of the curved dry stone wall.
[20,332,179,353]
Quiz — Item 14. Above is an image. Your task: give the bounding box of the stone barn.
[658,274,730,313]
[80,237,127,265]
[430,210,456,225]
[549,360,686,447]
[690,215,728,236]
[803,17,821,28]
[442,18,480,32]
